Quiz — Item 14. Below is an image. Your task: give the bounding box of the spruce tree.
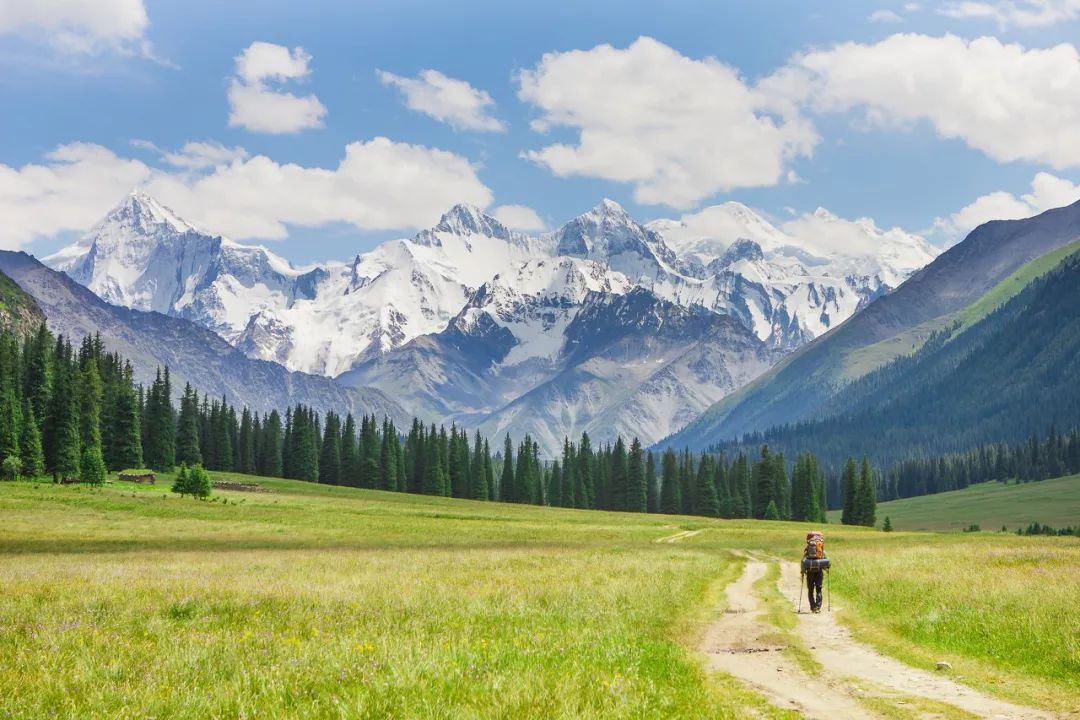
[176,384,202,467]
[857,457,877,528]
[260,410,283,477]
[626,438,646,513]
[882,516,893,532]
[751,446,775,519]
[106,362,142,471]
[45,339,80,481]
[340,413,358,486]
[578,432,594,509]
[500,434,514,502]
[764,500,780,520]
[691,454,720,517]
[19,397,44,478]
[840,457,858,526]
[318,412,342,485]
[171,464,191,496]
[645,451,658,514]
[469,431,488,500]
[660,448,681,515]
[77,359,106,485]
[238,407,255,474]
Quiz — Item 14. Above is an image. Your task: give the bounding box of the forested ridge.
[713,251,1080,495]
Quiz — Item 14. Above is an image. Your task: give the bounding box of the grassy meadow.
[832,473,1080,532]
[1,473,1077,718]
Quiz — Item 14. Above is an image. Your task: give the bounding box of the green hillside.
[828,473,1080,532]
[669,200,1080,450]
[842,237,1080,379]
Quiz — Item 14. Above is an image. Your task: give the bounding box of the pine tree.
[645,451,658,514]
[764,500,780,520]
[238,407,255,474]
[857,456,877,528]
[19,397,44,477]
[578,432,594,509]
[730,453,751,518]
[340,413,358,486]
[882,516,893,532]
[751,446,775,519]
[171,464,191,496]
[500,434,514,502]
[260,410,283,477]
[469,430,488,500]
[692,454,720,517]
[45,339,79,481]
[175,384,202,467]
[626,438,647,513]
[77,359,106,485]
[188,464,212,499]
[660,448,681,514]
[106,362,142,471]
[840,457,858,526]
[318,412,342,485]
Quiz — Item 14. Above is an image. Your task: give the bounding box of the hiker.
[801,530,828,613]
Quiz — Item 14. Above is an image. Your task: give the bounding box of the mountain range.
[670,198,1080,452]
[42,192,935,454]
[0,251,409,428]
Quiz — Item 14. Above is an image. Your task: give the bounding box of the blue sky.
[3,0,1080,264]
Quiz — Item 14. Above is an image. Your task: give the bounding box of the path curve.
[655,529,700,544]
[777,561,1058,720]
[700,560,873,719]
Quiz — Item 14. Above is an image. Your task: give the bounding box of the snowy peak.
[105,190,195,236]
[719,238,765,267]
[431,203,513,240]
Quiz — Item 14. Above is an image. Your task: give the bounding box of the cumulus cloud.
[378,69,504,132]
[517,37,817,209]
[492,204,545,232]
[869,9,905,22]
[940,0,1080,28]
[931,172,1080,243]
[0,138,493,248]
[0,0,154,56]
[227,42,327,134]
[771,33,1080,171]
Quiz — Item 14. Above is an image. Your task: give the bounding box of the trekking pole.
[827,568,831,612]
[798,571,804,614]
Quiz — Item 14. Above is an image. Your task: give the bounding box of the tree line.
[3,324,878,525]
[882,426,1080,501]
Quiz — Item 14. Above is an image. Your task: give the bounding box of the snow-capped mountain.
[47,191,937,452]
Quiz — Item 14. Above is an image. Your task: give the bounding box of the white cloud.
[931,172,1080,243]
[492,204,545,232]
[869,9,904,22]
[773,34,1080,170]
[517,37,817,209]
[781,208,928,259]
[131,140,249,170]
[0,138,493,248]
[904,3,922,11]
[227,42,327,134]
[940,0,1080,28]
[0,0,153,56]
[378,69,504,132]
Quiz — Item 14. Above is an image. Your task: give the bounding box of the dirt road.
[700,558,1058,719]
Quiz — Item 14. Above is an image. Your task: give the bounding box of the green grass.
[832,531,1080,713]
[829,473,1080,532]
[841,238,1080,379]
[1,472,1077,718]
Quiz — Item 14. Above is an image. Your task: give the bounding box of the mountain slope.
[669,199,1080,450]
[0,251,409,425]
[704,243,1080,468]
[0,270,46,338]
[475,288,779,455]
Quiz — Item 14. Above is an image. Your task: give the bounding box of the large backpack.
[806,531,824,559]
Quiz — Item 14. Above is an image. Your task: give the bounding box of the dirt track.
[700,558,1058,720]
